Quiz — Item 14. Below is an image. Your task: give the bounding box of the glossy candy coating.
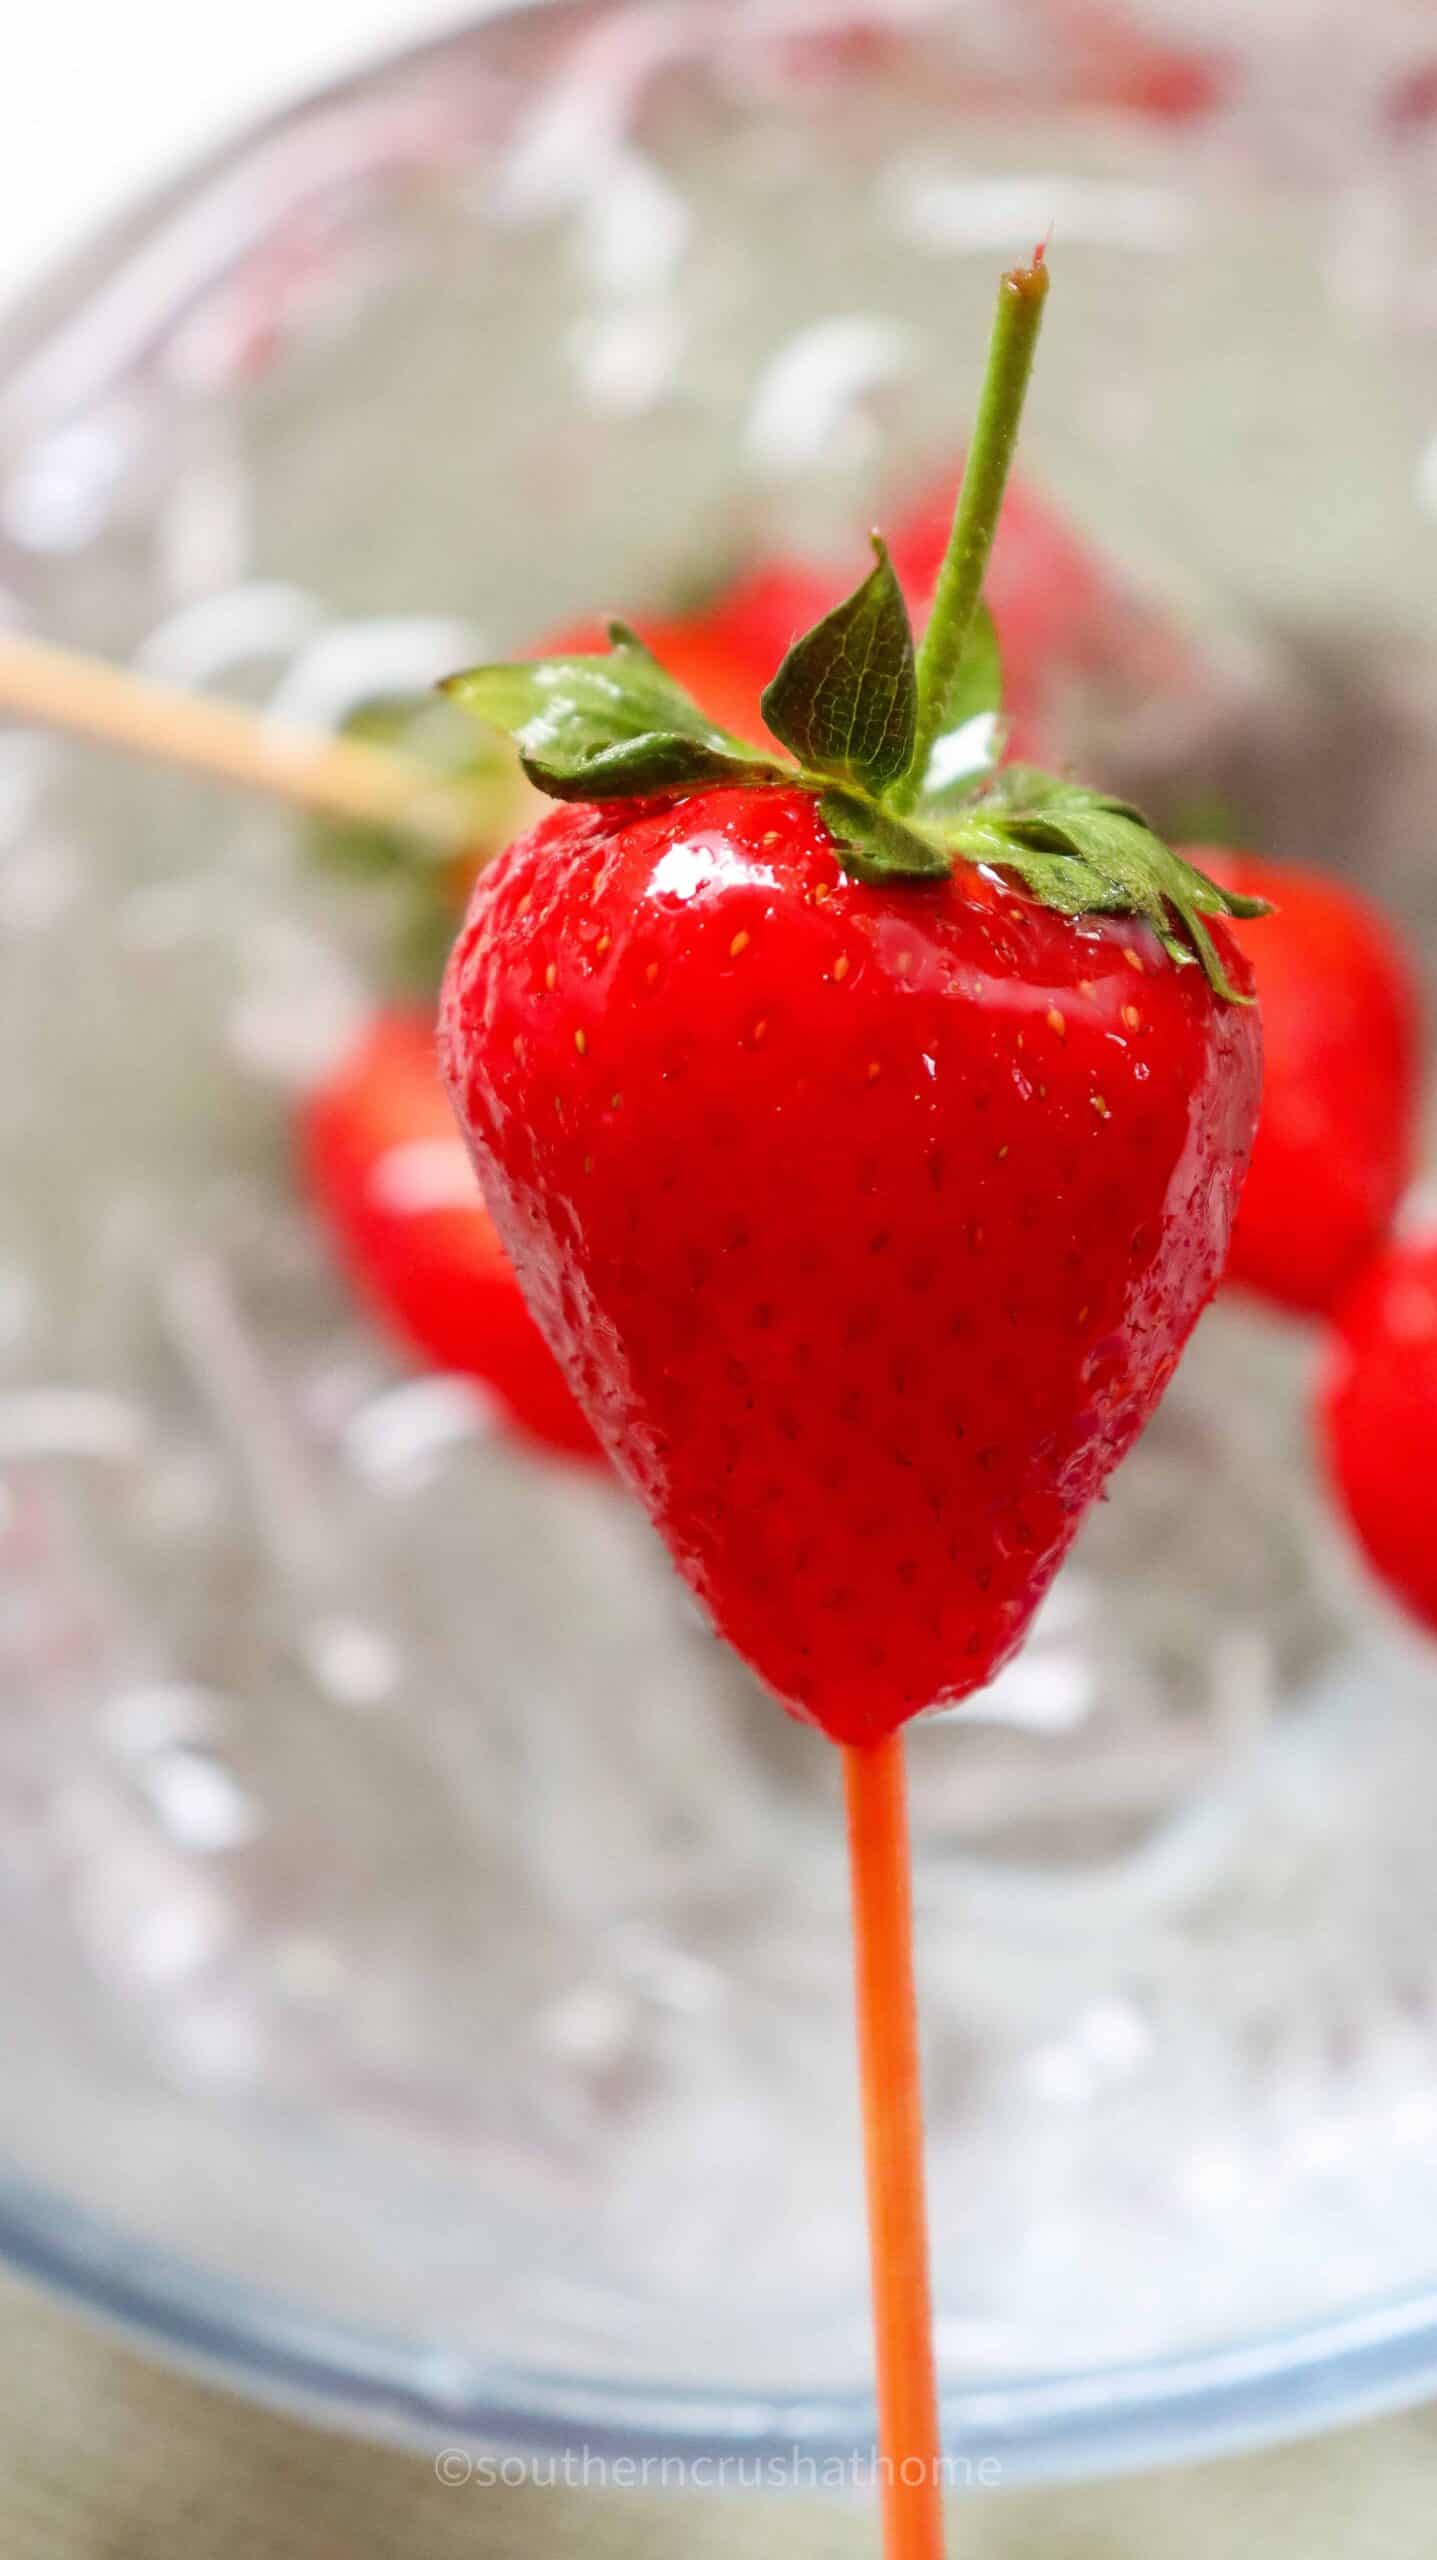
[441,785,1260,1742]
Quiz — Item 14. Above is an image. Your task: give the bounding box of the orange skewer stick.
[843,1734,946,2560]
[0,630,492,853]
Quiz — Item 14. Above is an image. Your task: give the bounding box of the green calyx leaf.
[440,617,1263,995]
[760,536,918,794]
[817,788,951,885]
[952,779,1270,1000]
[442,622,785,801]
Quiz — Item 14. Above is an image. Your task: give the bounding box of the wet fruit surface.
[442,786,1261,1741]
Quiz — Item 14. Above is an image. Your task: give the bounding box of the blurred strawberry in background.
[1321,1233,1437,1633]
[301,1009,602,1465]
[1039,0,1228,121]
[1196,849,1423,1318]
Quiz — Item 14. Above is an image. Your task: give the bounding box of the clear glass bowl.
[5,0,1437,2481]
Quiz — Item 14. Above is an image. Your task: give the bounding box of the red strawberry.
[1195,848,1422,1317]
[441,784,1258,1743]
[300,1009,600,1465]
[437,253,1264,1745]
[1038,0,1227,122]
[1320,1233,1437,1634]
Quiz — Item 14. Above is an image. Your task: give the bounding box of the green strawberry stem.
[441,245,1269,998]
[890,250,1050,816]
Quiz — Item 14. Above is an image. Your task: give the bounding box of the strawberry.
[437,254,1264,1746]
[1195,848,1421,1317]
[1320,1233,1437,1635]
[1038,0,1227,122]
[300,1008,600,1465]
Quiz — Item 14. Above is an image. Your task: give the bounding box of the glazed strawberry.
[438,253,1264,1746]
[1320,1233,1437,1633]
[301,1009,599,1464]
[443,783,1257,1741]
[1196,848,1421,1316]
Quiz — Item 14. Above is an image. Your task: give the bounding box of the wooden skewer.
[0,630,488,852]
[844,1733,946,2560]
